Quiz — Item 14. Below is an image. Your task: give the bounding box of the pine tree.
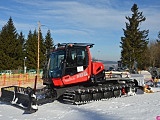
[0,29,4,70]
[44,30,54,51]
[25,30,37,69]
[0,17,20,70]
[120,4,149,70]
[39,29,46,69]
[44,30,54,60]
[17,32,25,70]
[155,32,160,67]
[25,29,46,70]
[0,18,54,71]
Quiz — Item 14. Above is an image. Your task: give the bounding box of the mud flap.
[0,86,38,112]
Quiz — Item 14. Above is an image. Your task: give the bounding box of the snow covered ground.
[0,87,160,120]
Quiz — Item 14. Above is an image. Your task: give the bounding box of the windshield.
[48,50,65,78]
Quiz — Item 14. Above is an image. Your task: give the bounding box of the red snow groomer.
[0,43,136,113]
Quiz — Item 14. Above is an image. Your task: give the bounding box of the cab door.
[62,47,90,84]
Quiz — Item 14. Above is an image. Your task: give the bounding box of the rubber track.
[63,83,135,104]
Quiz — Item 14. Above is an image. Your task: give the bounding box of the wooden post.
[37,21,40,80]
[3,74,6,86]
[34,75,37,93]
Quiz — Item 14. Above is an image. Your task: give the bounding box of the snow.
[0,87,160,120]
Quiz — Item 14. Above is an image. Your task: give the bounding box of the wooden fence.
[0,73,43,89]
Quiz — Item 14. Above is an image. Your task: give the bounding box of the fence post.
[3,74,6,86]
[18,73,22,87]
[26,73,29,83]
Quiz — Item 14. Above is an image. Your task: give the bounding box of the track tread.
[63,82,135,104]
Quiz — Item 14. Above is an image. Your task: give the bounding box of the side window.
[66,49,76,67]
[66,48,86,67]
[65,48,87,76]
[71,50,77,66]
[77,49,86,66]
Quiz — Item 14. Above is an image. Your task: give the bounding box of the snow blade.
[0,86,38,113]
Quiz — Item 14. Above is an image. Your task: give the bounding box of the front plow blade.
[0,86,38,113]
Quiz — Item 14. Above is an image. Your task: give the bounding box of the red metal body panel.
[91,61,104,75]
[52,69,90,86]
[53,68,90,86]
[62,67,90,85]
[53,78,64,86]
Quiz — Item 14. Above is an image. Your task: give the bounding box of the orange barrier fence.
[0,74,43,89]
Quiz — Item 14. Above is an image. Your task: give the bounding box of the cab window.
[65,48,88,76]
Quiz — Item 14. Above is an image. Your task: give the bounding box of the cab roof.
[57,43,94,48]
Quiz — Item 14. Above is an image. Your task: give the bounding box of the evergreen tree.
[44,30,54,51]
[120,4,149,70]
[155,31,160,67]
[17,32,25,70]
[0,17,20,70]
[25,29,46,70]
[44,30,54,60]
[39,29,46,69]
[0,29,4,70]
[25,30,37,69]
[0,17,53,71]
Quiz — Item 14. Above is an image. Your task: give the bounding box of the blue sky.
[0,0,160,61]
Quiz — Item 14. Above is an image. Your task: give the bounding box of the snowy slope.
[0,88,160,120]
